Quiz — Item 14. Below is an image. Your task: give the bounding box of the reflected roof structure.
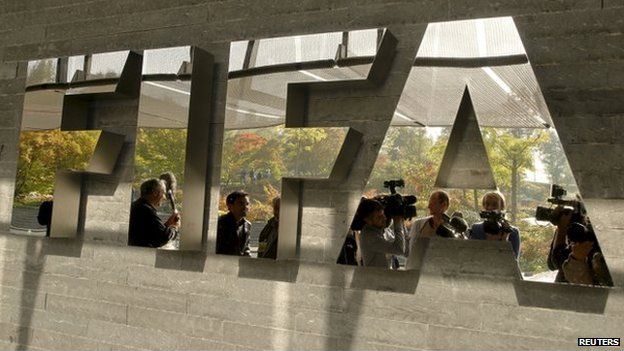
[21,18,552,131]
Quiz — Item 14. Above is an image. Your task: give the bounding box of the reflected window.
[87,51,129,79]
[10,130,98,236]
[128,47,192,250]
[25,59,57,87]
[337,16,612,287]
[220,29,378,258]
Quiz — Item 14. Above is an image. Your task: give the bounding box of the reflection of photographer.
[560,222,612,286]
[351,198,406,268]
[469,192,520,259]
[375,179,417,221]
[541,184,612,286]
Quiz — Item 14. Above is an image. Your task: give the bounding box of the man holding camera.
[355,198,406,268]
[547,207,611,286]
[469,191,520,259]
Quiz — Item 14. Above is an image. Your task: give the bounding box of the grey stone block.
[179,251,239,276]
[187,292,298,331]
[345,266,419,294]
[533,61,624,91]
[0,338,46,351]
[0,78,24,95]
[39,258,127,285]
[29,328,110,351]
[96,281,187,313]
[45,5,209,41]
[0,62,17,80]
[521,33,624,66]
[419,238,521,278]
[545,89,624,117]
[0,286,46,310]
[514,280,610,314]
[605,0,624,7]
[603,256,624,288]
[126,305,222,339]
[426,324,572,350]
[222,320,346,351]
[127,265,227,297]
[92,244,157,267]
[183,337,247,351]
[296,261,350,288]
[449,0,598,20]
[605,287,624,315]
[46,294,126,324]
[553,115,617,145]
[0,109,20,128]
[341,340,427,351]
[0,321,32,347]
[38,272,98,298]
[415,272,519,306]
[515,8,624,39]
[481,302,624,340]
[343,289,481,329]
[295,310,428,349]
[223,274,344,312]
[0,26,45,47]
[5,305,90,336]
[236,256,298,282]
[86,319,216,350]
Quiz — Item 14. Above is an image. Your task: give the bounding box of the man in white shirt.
[405,190,450,270]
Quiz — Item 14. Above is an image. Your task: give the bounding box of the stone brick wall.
[1,234,622,350]
[1,0,623,349]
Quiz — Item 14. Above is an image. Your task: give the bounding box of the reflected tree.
[15,130,98,204]
[482,128,547,223]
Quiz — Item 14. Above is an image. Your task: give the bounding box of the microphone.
[450,214,468,234]
[159,172,177,211]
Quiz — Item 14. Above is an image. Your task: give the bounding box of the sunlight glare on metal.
[144,81,190,95]
[226,106,283,119]
[482,67,512,94]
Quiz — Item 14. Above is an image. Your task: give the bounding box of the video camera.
[350,179,417,231]
[436,212,469,239]
[479,210,512,236]
[375,179,417,220]
[535,184,584,225]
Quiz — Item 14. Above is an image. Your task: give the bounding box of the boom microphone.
[450,212,468,234]
[159,172,177,211]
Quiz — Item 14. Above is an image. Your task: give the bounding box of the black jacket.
[216,212,251,256]
[37,200,53,237]
[128,198,177,248]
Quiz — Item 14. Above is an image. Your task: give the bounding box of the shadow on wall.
[0,234,90,348]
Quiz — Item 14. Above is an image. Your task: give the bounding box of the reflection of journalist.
[128,179,180,248]
[409,190,450,240]
[356,199,406,268]
[469,191,520,259]
[548,209,611,285]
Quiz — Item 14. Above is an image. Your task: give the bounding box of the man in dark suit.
[216,190,251,256]
[128,178,180,248]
